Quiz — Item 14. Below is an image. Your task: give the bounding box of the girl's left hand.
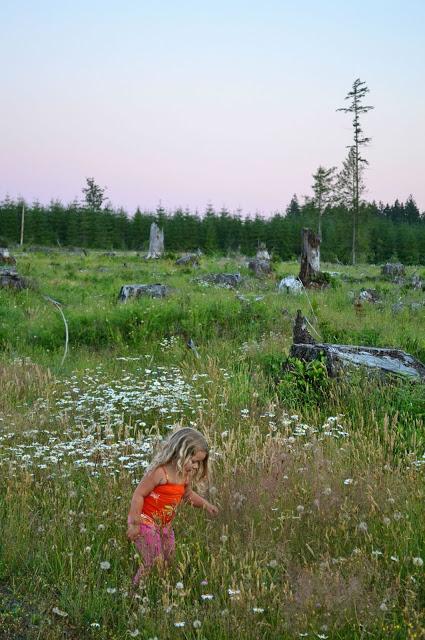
[205,503,219,516]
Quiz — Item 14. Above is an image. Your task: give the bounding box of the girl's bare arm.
[184,487,219,515]
[127,468,163,523]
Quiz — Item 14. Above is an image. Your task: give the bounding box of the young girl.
[127,427,218,585]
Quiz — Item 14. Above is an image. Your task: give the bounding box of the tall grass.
[0,253,424,638]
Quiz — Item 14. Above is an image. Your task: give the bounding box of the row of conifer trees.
[0,196,424,264]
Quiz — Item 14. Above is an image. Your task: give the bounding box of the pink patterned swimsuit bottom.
[133,523,175,585]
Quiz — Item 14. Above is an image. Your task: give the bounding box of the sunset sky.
[1,1,424,215]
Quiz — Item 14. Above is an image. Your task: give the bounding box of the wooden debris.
[175,253,200,266]
[0,268,28,291]
[118,284,169,302]
[198,273,242,288]
[290,311,425,380]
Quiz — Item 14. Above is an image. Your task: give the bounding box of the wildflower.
[390,555,399,563]
[371,549,383,558]
[323,487,332,496]
[100,560,111,570]
[379,602,388,612]
[268,559,278,568]
[382,517,391,527]
[174,622,185,627]
[175,581,184,590]
[201,594,214,600]
[357,522,368,533]
[228,588,240,597]
[128,631,140,638]
[393,511,403,521]
[343,478,353,485]
[220,534,228,543]
[97,524,105,531]
[52,607,68,617]
[90,623,101,628]
[252,607,264,613]
[221,431,229,438]
[193,620,202,628]
[412,557,424,567]
[106,587,117,594]
[296,505,305,514]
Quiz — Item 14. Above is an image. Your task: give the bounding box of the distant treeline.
[1,196,424,264]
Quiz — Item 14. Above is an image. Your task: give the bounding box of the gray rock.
[278,276,303,294]
[359,288,381,303]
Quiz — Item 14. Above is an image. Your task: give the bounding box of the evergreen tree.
[311,166,336,238]
[82,177,107,211]
[338,78,374,264]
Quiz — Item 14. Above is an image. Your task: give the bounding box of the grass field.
[0,251,424,639]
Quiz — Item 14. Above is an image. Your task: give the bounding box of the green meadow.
[0,250,424,639]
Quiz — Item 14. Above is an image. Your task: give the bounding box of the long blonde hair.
[149,427,209,483]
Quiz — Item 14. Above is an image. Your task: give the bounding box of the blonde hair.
[149,427,209,483]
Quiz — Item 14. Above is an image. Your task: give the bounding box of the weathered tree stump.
[175,253,200,267]
[0,248,16,266]
[290,311,425,379]
[293,310,316,344]
[381,263,405,278]
[118,284,169,302]
[299,228,324,286]
[256,243,271,261]
[249,243,271,275]
[0,268,28,291]
[146,223,164,259]
[248,259,271,276]
[198,273,242,288]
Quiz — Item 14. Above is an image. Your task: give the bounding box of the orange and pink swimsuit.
[140,466,186,527]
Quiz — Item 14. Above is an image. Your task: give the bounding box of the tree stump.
[299,228,321,286]
[290,311,425,380]
[381,263,405,278]
[0,268,28,291]
[0,248,16,266]
[248,259,271,276]
[146,223,164,259]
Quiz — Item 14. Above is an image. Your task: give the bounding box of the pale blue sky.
[1,1,424,213]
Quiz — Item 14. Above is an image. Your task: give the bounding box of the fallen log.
[0,268,28,291]
[290,310,425,380]
[118,284,169,302]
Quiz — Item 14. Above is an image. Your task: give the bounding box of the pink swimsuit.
[132,467,186,585]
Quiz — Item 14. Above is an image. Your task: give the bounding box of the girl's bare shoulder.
[140,466,167,487]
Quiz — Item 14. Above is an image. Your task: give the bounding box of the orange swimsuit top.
[141,467,186,527]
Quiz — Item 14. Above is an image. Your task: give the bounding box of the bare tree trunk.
[299,228,321,286]
[146,223,164,259]
[20,204,25,247]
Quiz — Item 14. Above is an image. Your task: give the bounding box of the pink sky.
[1,1,424,214]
